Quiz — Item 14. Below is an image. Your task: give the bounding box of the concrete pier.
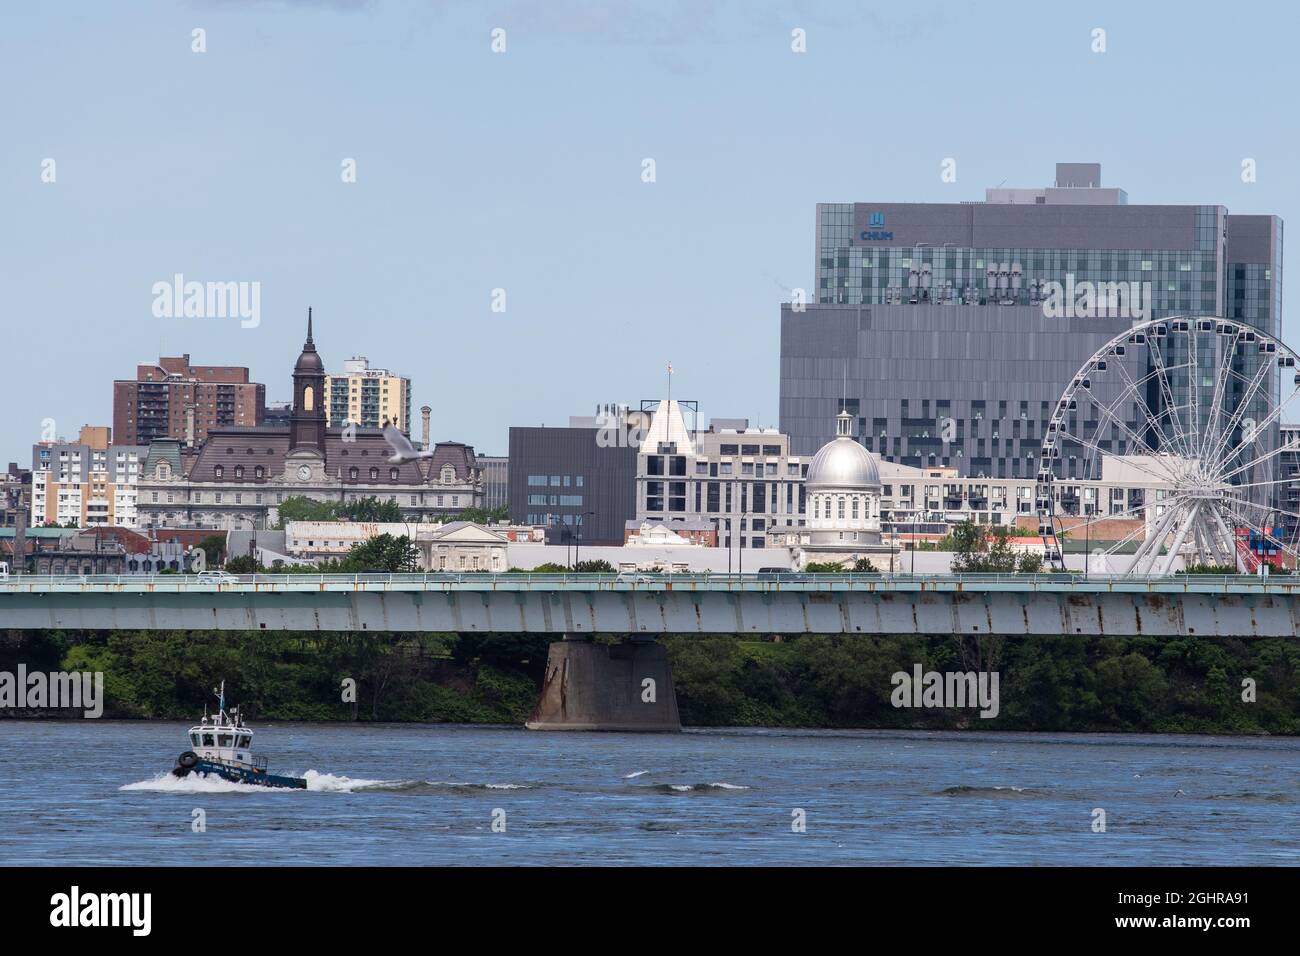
[525,637,681,732]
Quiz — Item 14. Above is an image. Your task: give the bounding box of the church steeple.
[290,307,326,454]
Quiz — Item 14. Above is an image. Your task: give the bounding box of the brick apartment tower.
[113,354,266,446]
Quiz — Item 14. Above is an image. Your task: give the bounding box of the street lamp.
[1083,500,1091,580]
[911,509,918,576]
[574,510,595,568]
[737,510,750,576]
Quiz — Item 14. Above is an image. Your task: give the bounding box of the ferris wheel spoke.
[1145,337,1197,460]
[1200,357,1278,476]
[1112,356,1190,463]
[1217,426,1300,486]
[1078,386,1165,460]
[1215,493,1300,527]
[1205,506,1243,569]
[1187,326,1202,465]
[1197,338,1230,463]
[1130,503,1182,575]
[1215,498,1300,564]
[1108,355,1188,460]
[1060,493,1170,531]
[1216,474,1300,493]
[1054,427,1183,487]
[1098,517,1161,564]
[1211,380,1300,481]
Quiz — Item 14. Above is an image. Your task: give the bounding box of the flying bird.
[383,425,434,464]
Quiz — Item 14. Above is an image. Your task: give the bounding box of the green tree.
[338,496,402,522]
[275,495,339,527]
[198,533,226,567]
[1180,563,1238,575]
[437,505,508,525]
[224,554,264,574]
[951,521,1026,573]
[803,561,849,573]
[342,533,419,572]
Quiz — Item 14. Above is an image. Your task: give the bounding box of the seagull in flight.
[383,425,434,464]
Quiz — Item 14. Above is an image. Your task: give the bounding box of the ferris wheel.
[1037,316,1300,576]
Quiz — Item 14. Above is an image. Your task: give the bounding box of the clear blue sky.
[3,0,1297,464]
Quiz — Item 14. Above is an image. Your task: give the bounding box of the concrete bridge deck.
[0,572,1296,636]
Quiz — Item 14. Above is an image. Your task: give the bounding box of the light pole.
[574,510,595,568]
[737,510,750,575]
[911,508,919,576]
[1083,504,1091,580]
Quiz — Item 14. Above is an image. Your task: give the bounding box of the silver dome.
[806,436,881,489]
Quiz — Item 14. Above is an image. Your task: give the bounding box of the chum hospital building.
[780,163,1284,506]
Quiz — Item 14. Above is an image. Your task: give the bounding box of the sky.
[3,0,1298,464]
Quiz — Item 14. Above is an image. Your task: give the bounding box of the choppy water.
[1,722,1296,865]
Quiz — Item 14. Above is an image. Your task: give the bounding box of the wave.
[1207,790,1290,803]
[119,770,390,794]
[302,770,390,792]
[938,785,1036,797]
[652,782,750,794]
[623,770,651,779]
[120,772,296,794]
[120,770,534,795]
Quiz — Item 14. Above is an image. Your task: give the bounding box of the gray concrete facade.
[780,303,1136,476]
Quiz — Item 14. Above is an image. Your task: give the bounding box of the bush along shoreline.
[1,630,1296,734]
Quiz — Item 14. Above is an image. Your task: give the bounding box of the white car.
[196,570,239,584]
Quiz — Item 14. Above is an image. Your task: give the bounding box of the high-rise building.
[783,163,1284,493]
[30,425,146,528]
[325,357,412,433]
[0,463,32,529]
[507,406,646,546]
[634,401,809,551]
[113,355,265,446]
[478,455,509,511]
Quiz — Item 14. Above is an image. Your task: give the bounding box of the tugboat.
[171,682,306,789]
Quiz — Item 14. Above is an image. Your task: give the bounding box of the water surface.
[1,722,1295,865]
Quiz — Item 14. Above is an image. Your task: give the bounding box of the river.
[0,722,1295,865]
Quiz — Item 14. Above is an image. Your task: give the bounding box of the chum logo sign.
[859,211,893,241]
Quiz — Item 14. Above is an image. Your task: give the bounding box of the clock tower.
[285,307,328,482]
[290,308,327,454]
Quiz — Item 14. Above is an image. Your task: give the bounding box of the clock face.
[296,465,312,481]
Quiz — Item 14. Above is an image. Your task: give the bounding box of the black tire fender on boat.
[177,750,199,769]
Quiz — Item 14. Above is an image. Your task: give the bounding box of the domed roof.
[806,411,880,489]
[294,308,324,373]
[807,436,881,489]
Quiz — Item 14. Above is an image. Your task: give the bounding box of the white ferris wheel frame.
[1035,315,1300,576]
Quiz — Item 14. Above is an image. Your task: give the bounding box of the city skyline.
[5,0,1297,466]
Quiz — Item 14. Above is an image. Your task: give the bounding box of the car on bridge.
[196,570,239,584]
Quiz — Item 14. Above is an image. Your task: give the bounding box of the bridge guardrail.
[0,571,1296,593]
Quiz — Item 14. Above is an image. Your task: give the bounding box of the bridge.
[4,572,1293,732]
[0,572,1295,637]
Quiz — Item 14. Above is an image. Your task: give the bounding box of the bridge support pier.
[525,636,681,732]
